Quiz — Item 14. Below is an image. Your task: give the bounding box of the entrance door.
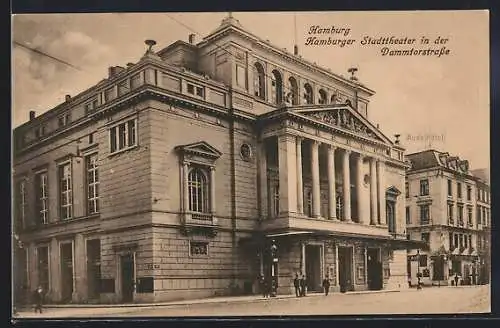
[338,247,354,292]
[60,243,74,303]
[432,256,444,281]
[121,254,135,303]
[305,245,322,292]
[367,248,383,290]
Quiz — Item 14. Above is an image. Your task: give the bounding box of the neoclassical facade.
[13,14,424,304]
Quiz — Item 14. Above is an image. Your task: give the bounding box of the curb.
[16,289,402,311]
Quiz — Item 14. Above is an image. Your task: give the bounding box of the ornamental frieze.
[307,108,378,140]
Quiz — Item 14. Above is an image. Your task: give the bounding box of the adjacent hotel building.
[405,150,491,286]
[13,14,425,304]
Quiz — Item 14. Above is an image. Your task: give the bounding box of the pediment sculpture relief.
[307,108,379,140]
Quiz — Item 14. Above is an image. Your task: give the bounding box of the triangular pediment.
[175,141,222,159]
[386,186,402,196]
[294,105,392,145]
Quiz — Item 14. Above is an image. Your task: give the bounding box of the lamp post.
[270,239,278,297]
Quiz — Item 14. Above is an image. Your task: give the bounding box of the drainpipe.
[228,86,238,293]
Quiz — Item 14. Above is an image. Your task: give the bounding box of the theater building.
[405,150,491,286]
[13,14,424,304]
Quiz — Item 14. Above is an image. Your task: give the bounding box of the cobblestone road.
[14,285,490,318]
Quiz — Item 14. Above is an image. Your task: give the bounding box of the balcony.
[180,212,218,237]
[260,214,390,238]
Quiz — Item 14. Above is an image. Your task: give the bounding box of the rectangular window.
[467,186,472,201]
[118,80,129,96]
[419,179,429,196]
[84,97,99,115]
[449,232,453,249]
[189,241,209,257]
[418,254,427,267]
[86,153,100,215]
[58,113,71,128]
[447,179,452,197]
[59,163,73,220]
[405,182,409,198]
[421,232,430,243]
[35,172,49,225]
[468,235,472,249]
[35,125,46,138]
[37,246,50,292]
[196,86,204,98]
[447,203,454,225]
[16,179,27,228]
[104,87,115,102]
[273,185,280,217]
[420,205,430,224]
[467,207,473,227]
[187,83,195,94]
[109,118,137,154]
[457,204,464,226]
[454,234,459,248]
[405,206,410,224]
[457,182,462,199]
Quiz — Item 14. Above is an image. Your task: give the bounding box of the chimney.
[126,63,134,68]
[29,110,36,121]
[188,34,196,44]
[294,45,298,55]
[65,94,71,101]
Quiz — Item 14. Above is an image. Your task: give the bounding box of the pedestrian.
[33,285,44,314]
[407,275,412,288]
[293,274,300,297]
[454,273,459,287]
[322,275,331,296]
[300,274,307,297]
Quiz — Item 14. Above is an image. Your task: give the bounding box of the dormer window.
[58,113,71,128]
[35,125,46,138]
[84,97,99,115]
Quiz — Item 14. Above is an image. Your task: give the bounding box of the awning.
[239,229,429,250]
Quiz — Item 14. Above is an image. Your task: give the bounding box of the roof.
[470,168,490,184]
[406,149,473,176]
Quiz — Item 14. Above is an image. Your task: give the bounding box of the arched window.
[330,93,337,104]
[271,70,283,105]
[318,89,327,104]
[286,77,299,105]
[253,62,266,100]
[303,83,313,104]
[188,167,209,213]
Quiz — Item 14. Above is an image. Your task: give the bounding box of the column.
[278,134,298,215]
[370,158,378,225]
[378,160,387,225]
[296,137,304,215]
[356,154,366,224]
[210,167,216,214]
[327,145,337,220]
[183,162,189,212]
[258,142,268,218]
[73,234,86,302]
[311,140,321,218]
[50,238,61,301]
[342,149,352,221]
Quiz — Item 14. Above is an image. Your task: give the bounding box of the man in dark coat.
[33,286,44,314]
[454,273,459,287]
[293,274,300,297]
[300,274,307,297]
[322,275,331,296]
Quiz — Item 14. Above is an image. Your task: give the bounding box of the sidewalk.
[22,288,402,309]
[13,288,401,317]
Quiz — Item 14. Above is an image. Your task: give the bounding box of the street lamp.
[270,240,278,297]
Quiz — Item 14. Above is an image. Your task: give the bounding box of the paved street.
[14,285,490,318]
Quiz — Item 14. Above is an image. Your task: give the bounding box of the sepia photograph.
[11,10,490,318]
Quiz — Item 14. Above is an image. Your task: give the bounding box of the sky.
[11,11,490,170]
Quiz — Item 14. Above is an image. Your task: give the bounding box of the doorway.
[60,243,74,303]
[120,254,135,303]
[367,248,383,290]
[305,245,322,292]
[86,239,101,300]
[338,247,354,292]
[432,256,444,281]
